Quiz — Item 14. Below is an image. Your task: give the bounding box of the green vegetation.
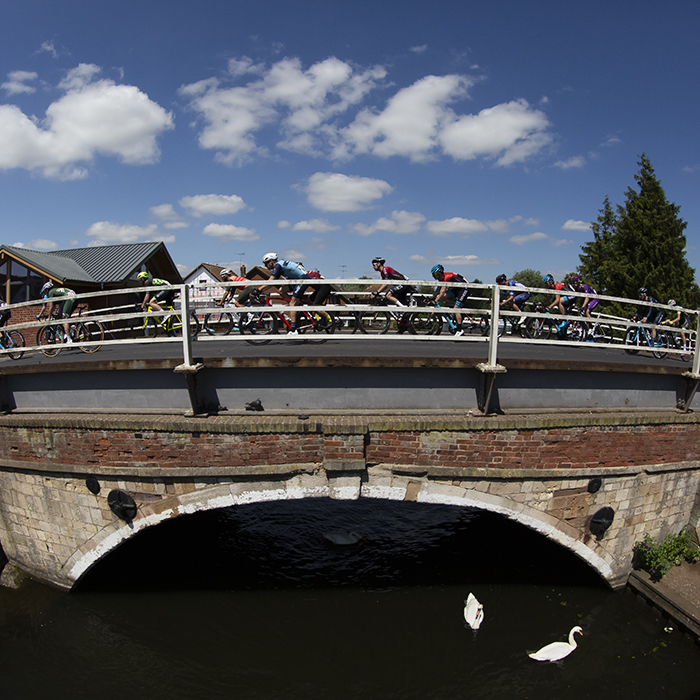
[578,154,700,316]
[633,526,699,582]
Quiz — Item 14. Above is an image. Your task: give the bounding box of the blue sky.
[2,0,700,283]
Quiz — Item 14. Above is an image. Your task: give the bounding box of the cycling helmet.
[137,271,149,280]
[496,274,507,285]
[570,275,581,284]
[262,252,278,265]
[220,268,233,278]
[638,287,648,297]
[542,274,554,284]
[372,256,385,266]
[668,299,677,306]
[40,281,54,295]
[431,264,444,276]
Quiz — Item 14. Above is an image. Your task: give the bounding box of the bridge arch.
[64,468,618,589]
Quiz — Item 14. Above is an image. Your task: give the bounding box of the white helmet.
[40,281,54,295]
[262,252,278,265]
[220,269,233,279]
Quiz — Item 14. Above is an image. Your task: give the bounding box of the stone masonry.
[0,410,699,590]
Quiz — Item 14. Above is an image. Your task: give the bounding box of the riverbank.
[627,560,700,641]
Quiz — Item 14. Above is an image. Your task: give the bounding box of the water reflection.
[0,498,698,700]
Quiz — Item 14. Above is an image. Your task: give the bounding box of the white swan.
[463,592,484,630]
[528,626,583,662]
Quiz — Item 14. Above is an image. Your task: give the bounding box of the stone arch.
[63,469,620,589]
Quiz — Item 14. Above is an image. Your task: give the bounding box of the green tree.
[513,268,545,304]
[578,154,700,313]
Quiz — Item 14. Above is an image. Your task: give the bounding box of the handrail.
[0,280,696,372]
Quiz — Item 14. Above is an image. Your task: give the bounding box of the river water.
[1,498,699,700]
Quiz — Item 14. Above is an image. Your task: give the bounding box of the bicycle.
[203,302,241,336]
[353,293,415,335]
[409,300,486,336]
[579,311,613,344]
[624,323,669,359]
[36,313,91,357]
[665,328,694,362]
[142,302,200,339]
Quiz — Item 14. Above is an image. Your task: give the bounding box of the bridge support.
[476,362,506,414]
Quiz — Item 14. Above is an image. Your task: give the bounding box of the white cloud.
[180,56,553,167]
[426,217,488,236]
[352,210,426,236]
[37,41,58,59]
[439,99,552,166]
[201,223,259,241]
[509,232,549,245]
[16,238,58,251]
[553,155,585,170]
[179,194,247,217]
[149,203,189,229]
[86,221,174,246]
[409,254,500,266]
[291,218,340,233]
[303,172,393,212]
[410,45,428,54]
[277,220,291,228]
[0,63,173,179]
[2,71,38,95]
[562,219,591,231]
[179,56,387,164]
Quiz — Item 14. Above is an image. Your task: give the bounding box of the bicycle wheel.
[242,311,277,345]
[652,331,668,359]
[79,319,104,353]
[671,333,691,362]
[481,318,506,337]
[567,321,586,343]
[357,311,392,334]
[203,312,235,335]
[4,330,25,360]
[591,323,613,344]
[623,326,641,354]
[524,316,552,340]
[143,315,161,338]
[37,325,63,357]
[166,311,200,338]
[409,311,440,335]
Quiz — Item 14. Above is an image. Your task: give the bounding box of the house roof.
[0,241,175,284]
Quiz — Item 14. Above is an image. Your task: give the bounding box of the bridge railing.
[0,280,697,375]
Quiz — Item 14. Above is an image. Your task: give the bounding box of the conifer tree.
[578,154,700,310]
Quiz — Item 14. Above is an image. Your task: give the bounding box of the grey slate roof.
[0,242,165,284]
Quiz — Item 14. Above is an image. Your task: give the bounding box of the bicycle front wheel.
[409,311,440,335]
[79,320,104,353]
[591,323,612,344]
[524,316,552,340]
[357,311,392,334]
[37,325,63,357]
[242,311,277,344]
[4,330,25,360]
[652,331,669,359]
[203,312,235,335]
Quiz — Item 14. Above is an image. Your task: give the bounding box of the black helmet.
[638,287,648,297]
[372,256,385,265]
[496,274,507,285]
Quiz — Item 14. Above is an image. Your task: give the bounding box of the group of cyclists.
[26,254,691,347]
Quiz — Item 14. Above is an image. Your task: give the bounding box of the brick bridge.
[1,409,699,591]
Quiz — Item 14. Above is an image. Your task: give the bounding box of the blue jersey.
[270,261,309,280]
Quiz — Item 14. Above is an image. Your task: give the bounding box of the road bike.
[409,300,486,336]
[353,293,417,335]
[142,302,200,338]
[624,324,669,359]
[241,292,335,344]
[665,327,694,362]
[202,302,241,336]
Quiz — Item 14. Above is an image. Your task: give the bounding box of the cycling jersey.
[46,286,77,316]
[503,280,530,304]
[578,283,599,311]
[636,295,664,325]
[270,260,311,299]
[380,266,414,303]
[439,272,469,306]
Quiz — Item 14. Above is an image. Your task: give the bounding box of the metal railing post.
[692,312,700,377]
[180,284,194,367]
[487,284,500,367]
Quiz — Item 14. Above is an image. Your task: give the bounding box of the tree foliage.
[578,154,700,313]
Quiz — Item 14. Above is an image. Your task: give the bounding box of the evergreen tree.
[578,154,700,311]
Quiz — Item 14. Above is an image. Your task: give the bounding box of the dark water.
[1,499,699,700]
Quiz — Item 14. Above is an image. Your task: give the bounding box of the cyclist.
[635,287,664,343]
[262,252,311,335]
[371,257,415,332]
[137,271,175,313]
[570,275,599,318]
[302,267,334,327]
[541,274,575,339]
[662,299,690,349]
[39,280,77,343]
[495,274,530,320]
[216,269,258,308]
[431,264,469,336]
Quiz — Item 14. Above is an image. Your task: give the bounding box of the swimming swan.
[463,593,484,630]
[528,626,583,661]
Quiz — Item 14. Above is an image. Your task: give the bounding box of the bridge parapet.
[0,410,699,590]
